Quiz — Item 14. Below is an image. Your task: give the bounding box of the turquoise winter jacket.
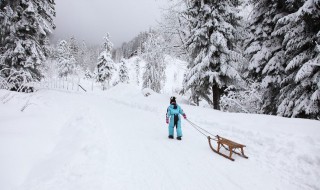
[166,104,185,126]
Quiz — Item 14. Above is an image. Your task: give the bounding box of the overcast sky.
[52,0,166,47]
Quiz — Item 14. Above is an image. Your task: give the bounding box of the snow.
[0,84,320,190]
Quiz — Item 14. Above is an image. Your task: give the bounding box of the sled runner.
[208,135,248,161]
[185,119,248,161]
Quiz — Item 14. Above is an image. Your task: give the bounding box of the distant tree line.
[112,31,150,62]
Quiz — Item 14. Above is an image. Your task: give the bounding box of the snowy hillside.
[0,85,319,190]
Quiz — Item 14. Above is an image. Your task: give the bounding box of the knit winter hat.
[170,96,176,104]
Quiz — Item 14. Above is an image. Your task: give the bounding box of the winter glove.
[166,117,169,124]
[183,114,187,119]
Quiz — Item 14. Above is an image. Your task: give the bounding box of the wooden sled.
[207,135,248,161]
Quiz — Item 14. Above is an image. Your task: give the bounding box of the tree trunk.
[196,96,199,106]
[212,85,221,110]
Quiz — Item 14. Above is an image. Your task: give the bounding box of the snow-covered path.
[1,86,319,190]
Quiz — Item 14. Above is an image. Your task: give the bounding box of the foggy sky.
[52,0,166,47]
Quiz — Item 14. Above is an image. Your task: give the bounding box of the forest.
[0,0,319,120]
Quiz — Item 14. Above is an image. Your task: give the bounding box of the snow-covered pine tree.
[244,1,281,114]
[0,0,55,91]
[182,0,243,110]
[142,32,166,93]
[68,36,80,65]
[96,33,115,90]
[57,40,76,78]
[135,57,141,85]
[79,41,88,69]
[119,58,129,84]
[274,0,320,119]
[243,0,304,115]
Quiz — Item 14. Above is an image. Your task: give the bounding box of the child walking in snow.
[166,96,187,140]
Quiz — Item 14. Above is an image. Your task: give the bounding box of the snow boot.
[168,135,174,139]
[177,136,182,140]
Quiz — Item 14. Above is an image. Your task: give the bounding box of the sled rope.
[185,119,217,140]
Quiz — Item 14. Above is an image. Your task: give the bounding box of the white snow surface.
[0,85,320,190]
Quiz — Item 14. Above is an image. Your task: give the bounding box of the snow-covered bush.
[84,69,93,79]
[142,88,155,97]
[220,83,263,114]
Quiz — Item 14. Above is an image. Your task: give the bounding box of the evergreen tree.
[244,0,319,119]
[79,41,88,69]
[57,40,75,78]
[183,0,243,110]
[119,58,129,83]
[135,57,141,85]
[96,33,115,90]
[244,0,293,114]
[142,33,166,93]
[68,36,80,65]
[0,0,56,91]
[274,0,320,119]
